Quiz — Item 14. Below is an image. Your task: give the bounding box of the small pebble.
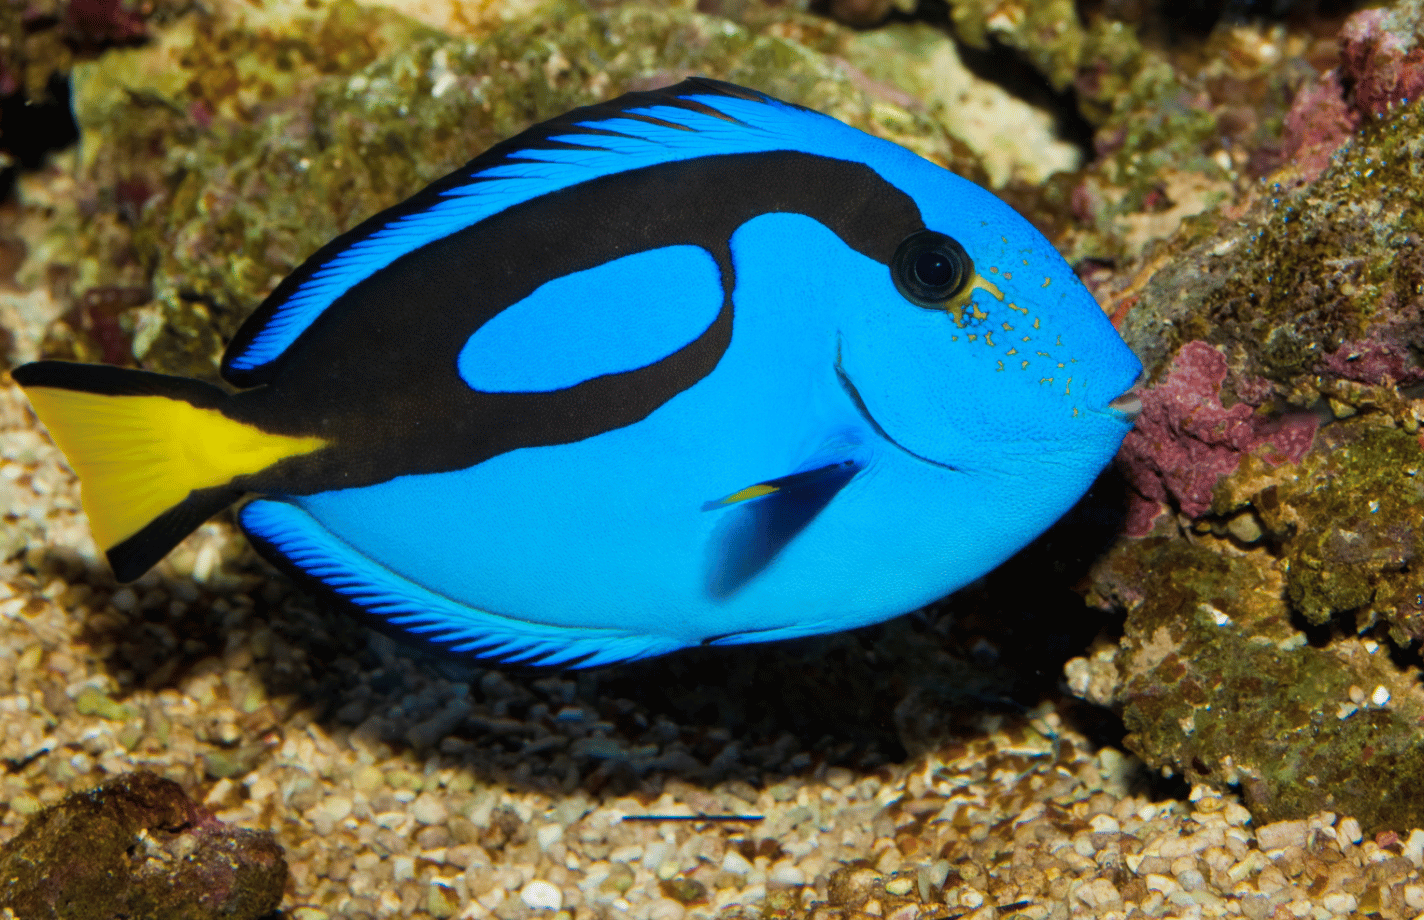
[721,851,752,875]
[1257,819,1309,851]
[646,897,685,920]
[1322,891,1357,913]
[536,823,564,850]
[882,876,912,896]
[521,880,563,911]
[410,793,449,825]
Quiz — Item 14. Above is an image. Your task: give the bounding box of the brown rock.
[0,771,286,919]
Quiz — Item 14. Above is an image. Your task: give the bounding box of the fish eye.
[891,230,972,308]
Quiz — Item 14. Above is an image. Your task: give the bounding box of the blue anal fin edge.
[703,458,862,600]
[238,498,686,668]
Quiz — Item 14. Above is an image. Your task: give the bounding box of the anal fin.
[240,498,685,668]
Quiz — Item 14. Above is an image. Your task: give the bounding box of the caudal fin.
[11,361,326,582]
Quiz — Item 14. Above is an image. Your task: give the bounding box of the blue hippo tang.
[13,79,1142,668]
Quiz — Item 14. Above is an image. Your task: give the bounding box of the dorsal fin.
[221,78,865,387]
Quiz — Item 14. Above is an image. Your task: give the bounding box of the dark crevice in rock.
[0,72,79,203]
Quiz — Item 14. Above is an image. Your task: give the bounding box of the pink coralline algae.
[1340,9,1424,119]
[1317,330,1424,389]
[1118,341,1318,534]
[62,0,148,47]
[1281,5,1424,182]
[1280,70,1357,182]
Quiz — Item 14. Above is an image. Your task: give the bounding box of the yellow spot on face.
[971,304,989,321]
[985,332,995,346]
[1008,302,1028,314]
[1037,351,1052,358]
[1021,360,1030,369]
[970,275,1005,301]
[997,360,1004,372]
[1065,377,1073,395]
[1001,322,1014,332]
[968,334,978,342]
[1073,407,1079,417]
[944,274,1004,326]
[1022,336,1032,343]
[1042,277,1051,288]
[1006,348,1018,355]
[1041,377,1055,385]
[1033,317,1041,329]
[1003,271,1012,280]
[990,266,999,274]
[1056,335,1064,346]
[1057,363,1066,368]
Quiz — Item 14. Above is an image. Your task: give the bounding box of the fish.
[13,78,1143,668]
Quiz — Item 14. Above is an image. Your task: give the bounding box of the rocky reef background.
[4,0,1424,917]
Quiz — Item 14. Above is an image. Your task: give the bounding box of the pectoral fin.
[704,457,862,599]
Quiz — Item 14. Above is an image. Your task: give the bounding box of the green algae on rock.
[0,771,286,919]
[1245,425,1424,643]
[39,0,979,381]
[1082,524,1424,835]
[838,21,1080,186]
[940,0,1086,94]
[29,0,1346,376]
[1072,6,1424,834]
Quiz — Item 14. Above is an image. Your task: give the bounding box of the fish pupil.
[914,252,954,287]
[891,229,972,308]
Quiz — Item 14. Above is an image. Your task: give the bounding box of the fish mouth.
[833,360,962,473]
[1106,389,1143,423]
[1099,370,1148,424]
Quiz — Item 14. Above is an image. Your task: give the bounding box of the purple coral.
[1280,70,1357,183]
[63,0,148,47]
[1318,330,1424,389]
[1339,9,1424,119]
[1281,6,1424,182]
[1118,341,1317,534]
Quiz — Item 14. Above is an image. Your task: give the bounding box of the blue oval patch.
[457,245,724,393]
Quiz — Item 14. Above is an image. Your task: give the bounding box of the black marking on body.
[108,485,243,581]
[223,78,764,387]
[224,154,923,496]
[12,361,229,407]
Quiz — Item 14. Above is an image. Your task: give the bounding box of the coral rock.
[0,771,286,919]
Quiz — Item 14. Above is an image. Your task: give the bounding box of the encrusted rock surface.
[0,771,285,918]
[9,0,1424,915]
[1071,1,1424,833]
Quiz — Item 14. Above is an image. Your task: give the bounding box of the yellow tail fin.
[12,362,326,580]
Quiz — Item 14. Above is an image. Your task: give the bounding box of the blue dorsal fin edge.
[240,498,686,668]
[219,78,870,387]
